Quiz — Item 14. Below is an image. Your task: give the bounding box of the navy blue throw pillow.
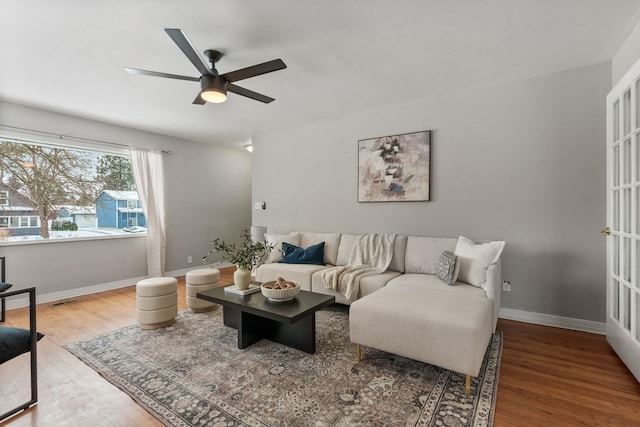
[0,327,44,364]
[279,242,326,265]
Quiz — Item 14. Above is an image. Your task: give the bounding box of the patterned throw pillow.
[435,251,460,286]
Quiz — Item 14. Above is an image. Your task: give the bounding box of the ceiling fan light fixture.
[201,87,227,103]
[200,75,227,103]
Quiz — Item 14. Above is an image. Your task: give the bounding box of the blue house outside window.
[96,190,146,229]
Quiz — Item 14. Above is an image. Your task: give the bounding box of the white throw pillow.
[454,236,505,288]
[265,232,301,263]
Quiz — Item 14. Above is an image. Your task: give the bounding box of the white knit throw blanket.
[321,233,396,300]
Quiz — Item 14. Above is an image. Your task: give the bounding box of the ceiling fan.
[124,28,286,104]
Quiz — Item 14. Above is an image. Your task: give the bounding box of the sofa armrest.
[485,260,501,333]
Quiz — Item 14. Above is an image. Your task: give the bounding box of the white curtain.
[129,147,166,277]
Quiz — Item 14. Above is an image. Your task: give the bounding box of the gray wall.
[253,62,610,322]
[0,101,252,296]
[612,19,640,84]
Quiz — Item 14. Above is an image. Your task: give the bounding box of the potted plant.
[202,228,272,290]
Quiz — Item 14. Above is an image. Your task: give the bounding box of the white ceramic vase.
[233,266,251,290]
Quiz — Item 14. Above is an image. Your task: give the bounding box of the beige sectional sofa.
[255,231,504,394]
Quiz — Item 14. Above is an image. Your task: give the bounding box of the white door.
[606,57,640,382]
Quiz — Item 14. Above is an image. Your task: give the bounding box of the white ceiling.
[2,1,640,149]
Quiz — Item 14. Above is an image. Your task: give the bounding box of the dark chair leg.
[0,256,5,323]
[29,287,38,404]
[0,287,38,422]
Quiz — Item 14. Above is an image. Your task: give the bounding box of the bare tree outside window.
[0,141,97,238]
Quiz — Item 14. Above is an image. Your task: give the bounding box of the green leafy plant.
[202,228,273,271]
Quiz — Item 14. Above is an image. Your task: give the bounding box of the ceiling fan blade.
[124,67,200,82]
[227,83,275,103]
[192,93,206,105]
[164,28,212,76]
[221,59,286,83]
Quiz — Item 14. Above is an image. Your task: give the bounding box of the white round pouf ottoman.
[186,268,220,313]
[136,277,178,329]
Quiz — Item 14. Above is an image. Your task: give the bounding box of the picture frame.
[358,130,431,202]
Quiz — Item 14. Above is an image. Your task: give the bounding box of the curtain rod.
[0,124,172,155]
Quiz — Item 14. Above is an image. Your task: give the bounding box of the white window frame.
[0,191,8,206]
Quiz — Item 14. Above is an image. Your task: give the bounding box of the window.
[0,216,40,228]
[0,136,144,242]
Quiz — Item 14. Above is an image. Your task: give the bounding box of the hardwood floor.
[2,268,639,426]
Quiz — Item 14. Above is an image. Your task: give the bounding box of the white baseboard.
[499,307,606,335]
[5,262,235,310]
[5,275,147,310]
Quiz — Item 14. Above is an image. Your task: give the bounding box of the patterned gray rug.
[65,306,501,427]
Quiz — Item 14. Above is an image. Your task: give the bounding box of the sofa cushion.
[404,237,457,275]
[265,232,301,263]
[311,269,401,304]
[454,236,505,288]
[336,234,407,273]
[255,262,330,292]
[299,232,341,265]
[336,234,360,266]
[388,235,407,273]
[280,242,326,265]
[386,273,487,298]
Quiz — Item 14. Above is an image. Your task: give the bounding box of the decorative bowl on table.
[261,277,300,302]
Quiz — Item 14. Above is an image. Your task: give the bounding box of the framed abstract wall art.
[358,130,431,202]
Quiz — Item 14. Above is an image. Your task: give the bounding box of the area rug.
[64,306,502,427]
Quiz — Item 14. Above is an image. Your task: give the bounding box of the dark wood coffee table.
[196,285,335,353]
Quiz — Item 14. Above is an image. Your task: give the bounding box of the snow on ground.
[4,227,145,242]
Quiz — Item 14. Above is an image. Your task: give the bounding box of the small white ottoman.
[186,268,220,313]
[136,277,178,329]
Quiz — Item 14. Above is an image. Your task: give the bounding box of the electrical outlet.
[187,256,193,264]
[502,281,511,292]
